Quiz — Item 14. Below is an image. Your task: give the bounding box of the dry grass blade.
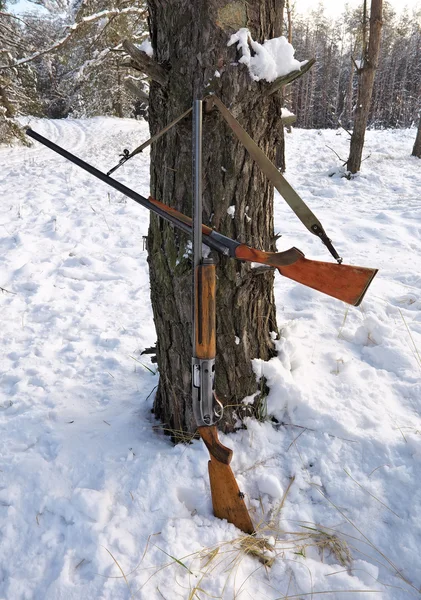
[156,546,194,574]
[368,464,390,477]
[129,354,157,374]
[239,454,278,474]
[186,548,224,600]
[239,536,275,567]
[398,309,421,369]
[275,591,381,598]
[97,532,160,580]
[310,485,417,591]
[201,547,219,568]
[268,476,296,526]
[338,307,350,339]
[343,469,402,519]
[287,429,307,451]
[102,546,132,597]
[157,587,169,600]
[152,423,198,445]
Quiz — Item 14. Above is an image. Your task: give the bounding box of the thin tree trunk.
[146,1,285,436]
[0,84,15,118]
[347,0,383,174]
[286,0,292,44]
[412,113,421,158]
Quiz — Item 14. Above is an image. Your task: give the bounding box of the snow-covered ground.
[0,117,420,599]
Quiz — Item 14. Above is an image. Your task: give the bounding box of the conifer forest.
[1,0,420,140]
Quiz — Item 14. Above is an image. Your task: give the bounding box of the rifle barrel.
[26,128,227,252]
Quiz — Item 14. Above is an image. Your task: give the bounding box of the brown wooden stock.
[278,257,378,306]
[198,426,254,535]
[235,244,377,306]
[194,262,216,359]
[149,196,213,236]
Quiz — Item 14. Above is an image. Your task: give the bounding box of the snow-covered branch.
[0,8,147,70]
[266,57,316,96]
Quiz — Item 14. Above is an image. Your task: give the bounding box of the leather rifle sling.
[107,106,193,175]
[209,96,342,263]
[130,106,193,158]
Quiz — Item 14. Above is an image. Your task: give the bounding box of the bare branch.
[351,54,362,73]
[265,57,316,96]
[124,78,149,101]
[122,39,168,87]
[0,285,16,294]
[281,114,296,127]
[325,144,347,165]
[0,11,38,29]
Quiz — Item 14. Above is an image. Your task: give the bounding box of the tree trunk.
[146,0,285,436]
[347,0,383,174]
[412,113,421,158]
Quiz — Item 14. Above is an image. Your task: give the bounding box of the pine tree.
[141,0,293,434]
[347,0,383,174]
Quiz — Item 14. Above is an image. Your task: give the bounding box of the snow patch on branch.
[138,39,153,57]
[228,28,307,83]
[281,107,294,118]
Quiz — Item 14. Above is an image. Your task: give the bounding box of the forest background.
[1,0,420,142]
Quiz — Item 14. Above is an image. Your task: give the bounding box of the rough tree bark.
[412,113,421,158]
[347,0,383,174]
[145,0,286,436]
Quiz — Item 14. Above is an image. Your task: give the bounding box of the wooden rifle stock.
[198,425,254,535]
[194,262,254,535]
[234,246,378,307]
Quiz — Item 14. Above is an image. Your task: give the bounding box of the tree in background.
[346,0,383,173]
[287,2,420,133]
[0,8,43,141]
[412,112,421,158]
[53,0,148,118]
[2,0,420,135]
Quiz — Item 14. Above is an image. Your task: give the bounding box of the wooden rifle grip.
[194,262,216,360]
[198,425,232,464]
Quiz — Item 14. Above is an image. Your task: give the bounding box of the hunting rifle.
[25,128,377,306]
[191,100,254,534]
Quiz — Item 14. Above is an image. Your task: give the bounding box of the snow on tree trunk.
[347,0,383,174]
[412,113,421,158]
[146,0,285,436]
